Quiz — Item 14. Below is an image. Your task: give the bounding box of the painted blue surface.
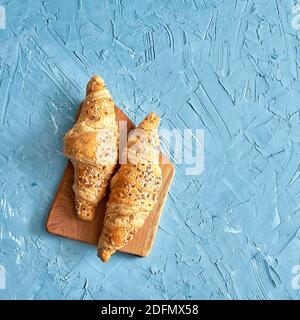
[1,0,300,300]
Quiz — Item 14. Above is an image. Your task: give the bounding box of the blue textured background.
[1,0,300,299]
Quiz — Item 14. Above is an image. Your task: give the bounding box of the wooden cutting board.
[46,107,175,258]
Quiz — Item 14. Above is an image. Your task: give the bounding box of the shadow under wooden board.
[46,106,175,257]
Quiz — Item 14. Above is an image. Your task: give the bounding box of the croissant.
[64,75,119,221]
[98,112,162,262]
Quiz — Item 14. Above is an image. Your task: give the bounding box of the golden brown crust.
[98,112,162,261]
[64,75,118,221]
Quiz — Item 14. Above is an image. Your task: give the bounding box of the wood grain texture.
[46,107,175,257]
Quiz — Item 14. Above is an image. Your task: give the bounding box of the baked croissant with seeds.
[64,75,119,221]
[98,112,162,262]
